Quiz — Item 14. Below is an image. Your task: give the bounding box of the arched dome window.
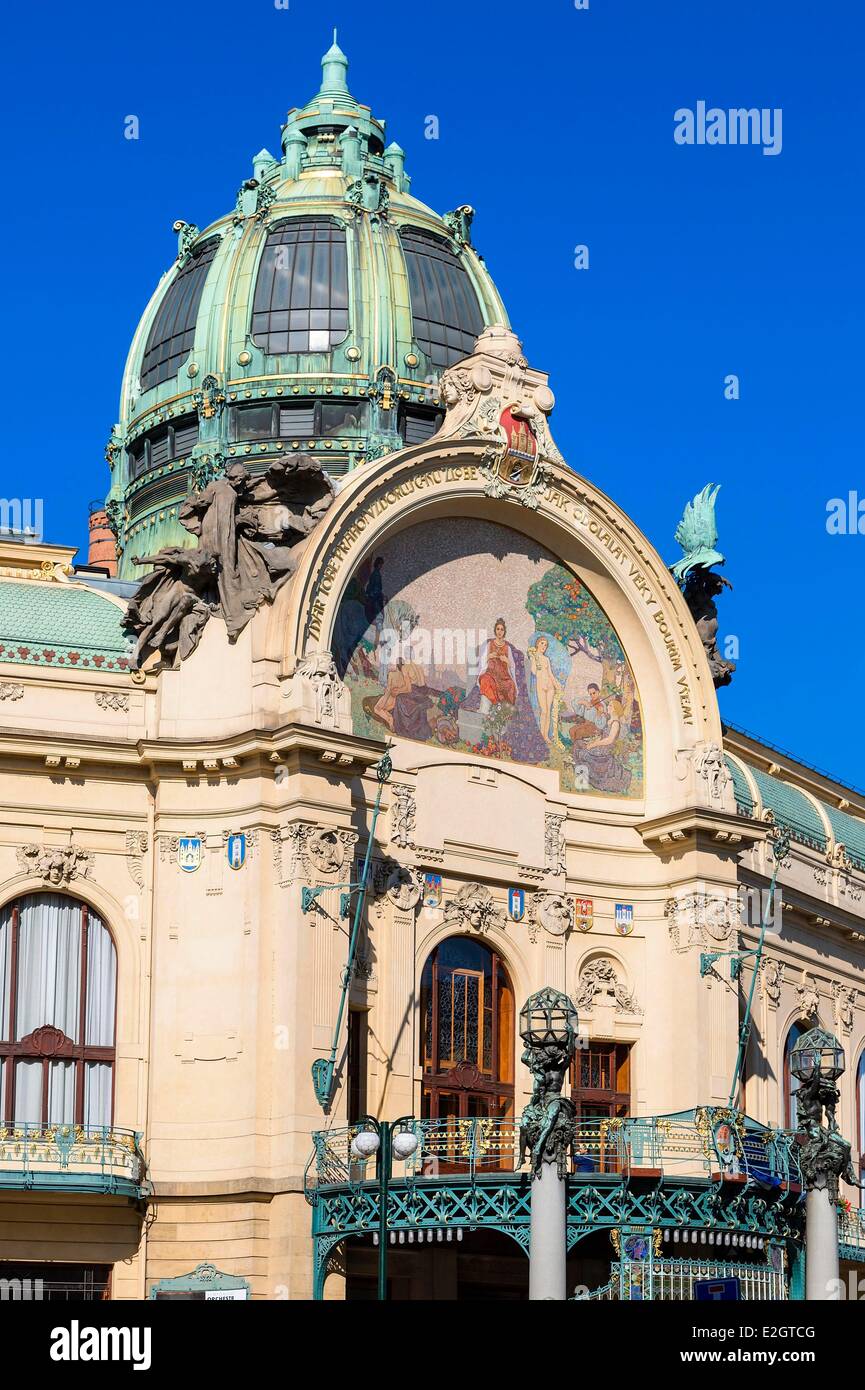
[400,227,484,371]
[140,237,220,392]
[0,895,116,1128]
[251,218,349,355]
[420,936,513,1127]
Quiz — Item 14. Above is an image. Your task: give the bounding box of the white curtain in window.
[85,916,116,1047]
[16,895,81,1041]
[13,1059,43,1125]
[0,906,11,1040]
[47,1060,75,1124]
[84,1063,112,1128]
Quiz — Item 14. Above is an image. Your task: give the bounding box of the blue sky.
[2,0,863,785]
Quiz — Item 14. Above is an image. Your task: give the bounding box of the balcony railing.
[306,1109,803,1193]
[582,1257,787,1301]
[839,1206,865,1253]
[0,1123,148,1198]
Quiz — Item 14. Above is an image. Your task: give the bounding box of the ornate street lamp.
[518,987,578,1300]
[350,1116,418,1301]
[790,1026,857,1299]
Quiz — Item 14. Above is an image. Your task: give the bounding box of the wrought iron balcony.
[306,1110,804,1191]
[582,1256,788,1301]
[0,1123,148,1198]
[839,1205,865,1257]
[305,1109,807,1298]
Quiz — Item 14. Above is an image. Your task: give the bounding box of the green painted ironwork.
[305,1108,810,1299]
[0,1123,148,1199]
[148,1262,249,1300]
[310,750,392,1110]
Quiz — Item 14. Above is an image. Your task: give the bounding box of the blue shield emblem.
[615,903,634,936]
[422,872,442,908]
[178,837,202,872]
[508,887,525,922]
[227,834,246,870]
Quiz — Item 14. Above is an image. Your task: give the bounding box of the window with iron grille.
[251,218,349,355]
[401,227,484,371]
[140,238,219,392]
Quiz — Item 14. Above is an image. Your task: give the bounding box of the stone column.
[805,1185,840,1300]
[518,987,579,1303]
[529,1164,568,1300]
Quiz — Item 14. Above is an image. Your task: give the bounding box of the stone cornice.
[639,805,768,852]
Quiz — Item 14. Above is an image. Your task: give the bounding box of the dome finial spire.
[320,29,349,96]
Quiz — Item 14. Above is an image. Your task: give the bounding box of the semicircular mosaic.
[332,518,643,797]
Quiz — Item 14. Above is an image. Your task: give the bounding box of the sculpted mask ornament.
[442,882,504,935]
[797,970,820,1023]
[760,958,785,1008]
[832,981,856,1035]
[693,743,732,804]
[124,457,335,668]
[17,844,94,886]
[293,652,347,729]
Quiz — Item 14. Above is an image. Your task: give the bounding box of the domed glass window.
[251,218,348,355]
[401,228,484,371]
[140,237,219,392]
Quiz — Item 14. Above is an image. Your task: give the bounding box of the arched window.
[783,1021,807,1129]
[251,218,348,355]
[0,895,116,1128]
[420,936,513,1123]
[401,228,484,371]
[140,237,219,392]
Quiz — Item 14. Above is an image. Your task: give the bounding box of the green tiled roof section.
[748,766,827,852]
[0,581,131,671]
[725,755,755,816]
[823,804,865,872]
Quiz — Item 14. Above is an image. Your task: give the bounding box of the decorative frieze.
[0,682,23,701]
[575,957,642,1015]
[94,691,129,712]
[16,843,94,886]
[270,822,357,887]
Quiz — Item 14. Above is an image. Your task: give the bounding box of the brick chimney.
[87,507,117,576]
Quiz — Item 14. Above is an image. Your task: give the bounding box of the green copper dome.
[105,36,509,580]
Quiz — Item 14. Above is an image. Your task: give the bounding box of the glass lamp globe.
[392,1131,419,1161]
[350,1129,380,1160]
[789,1027,845,1084]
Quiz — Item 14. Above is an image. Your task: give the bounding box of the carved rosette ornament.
[16,844,94,886]
[528,892,573,943]
[442,882,504,935]
[575,957,642,1015]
